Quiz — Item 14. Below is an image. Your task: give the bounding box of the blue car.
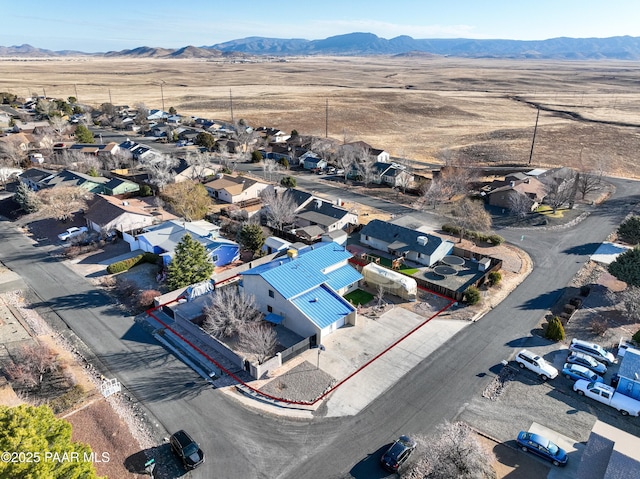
[562,363,604,383]
[516,431,568,467]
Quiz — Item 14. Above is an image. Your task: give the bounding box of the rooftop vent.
[417,236,428,246]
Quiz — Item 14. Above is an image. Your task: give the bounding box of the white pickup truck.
[573,379,640,416]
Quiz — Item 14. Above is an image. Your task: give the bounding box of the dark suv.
[170,430,205,470]
[380,435,417,472]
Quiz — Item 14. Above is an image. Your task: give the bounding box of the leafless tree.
[49,116,69,140]
[3,341,58,390]
[450,198,492,243]
[186,150,214,181]
[575,170,603,200]
[203,286,263,338]
[608,286,640,323]
[161,180,211,221]
[508,193,534,219]
[542,172,576,212]
[396,170,412,194]
[404,421,496,479]
[35,185,93,222]
[35,98,54,119]
[262,158,281,182]
[336,149,355,183]
[260,188,297,231]
[140,153,179,191]
[238,322,277,364]
[375,284,386,310]
[0,138,27,167]
[421,180,453,209]
[134,102,149,125]
[235,123,260,161]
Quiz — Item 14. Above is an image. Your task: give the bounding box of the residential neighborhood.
[0,87,639,479]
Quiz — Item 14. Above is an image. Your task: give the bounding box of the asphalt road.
[1,161,638,478]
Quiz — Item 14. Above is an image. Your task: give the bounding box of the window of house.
[212,255,218,262]
[267,305,273,313]
[268,289,274,298]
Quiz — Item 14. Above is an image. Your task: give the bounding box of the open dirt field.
[2,56,640,176]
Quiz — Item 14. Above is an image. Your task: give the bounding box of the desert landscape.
[1,56,640,176]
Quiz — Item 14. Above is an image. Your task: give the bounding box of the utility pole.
[229,89,234,124]
[325,98,329,138]
[528,107,540,166]
[74,84,79,102]
[42,88,46,98]
[108,89,112,105]
[160,81,165,112]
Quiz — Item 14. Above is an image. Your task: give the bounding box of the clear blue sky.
[3,0,640,52]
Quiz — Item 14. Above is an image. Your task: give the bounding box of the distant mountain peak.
[2,33,640,60]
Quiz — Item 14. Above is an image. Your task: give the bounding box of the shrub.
[115,277,137,297]
[49,384,85,414]
[488,234,505,245]
[464,286,481,305]
[139,184,153,196]
[545,316,565,341]
[618,216,640,245]
[138,289,161,309]
[488,271,502,286]
[590,318,608,336]
[632,329,640,344]
[106,252,159,274]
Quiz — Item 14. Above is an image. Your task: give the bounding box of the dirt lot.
[2,57,640,177]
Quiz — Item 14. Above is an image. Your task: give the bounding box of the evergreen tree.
[13,182,40,213]
[0,404,104,478]
[74,124,94,144]
[166,233,214,291]
[237,223,265,254]
[608,246,640,287]
[618,216,640,245]
[545,316,566,341]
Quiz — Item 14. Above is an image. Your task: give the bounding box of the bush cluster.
[633,329,640,344]
[464,286,481,305]
[441,224,504,245]
[106,252,159,274]
[488,271,502,286]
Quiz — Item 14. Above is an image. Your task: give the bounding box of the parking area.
[458,340,640,477]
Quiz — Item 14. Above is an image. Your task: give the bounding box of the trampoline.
[433,265,457,277]
[442,255,465,266]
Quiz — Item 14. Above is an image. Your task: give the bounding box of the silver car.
[566,351,607,375]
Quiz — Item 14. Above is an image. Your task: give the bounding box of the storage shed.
[362,263,417,301]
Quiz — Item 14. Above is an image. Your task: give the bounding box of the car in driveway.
[566,351,607,375]
[57,226,88,241]
[169,430,204,470]
[515,349,558,380]
[569,339,616,366]
[562,363,604,383]
[516,431,568,466]
[380,435,417,472]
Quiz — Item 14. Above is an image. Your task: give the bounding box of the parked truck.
[573,379,640,416]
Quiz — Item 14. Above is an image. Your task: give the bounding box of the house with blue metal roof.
[617,348,640,401]
[137,219,239,268]
[359,219,454,267]
[240,242,362,343]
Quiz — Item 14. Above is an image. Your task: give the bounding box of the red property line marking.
[147,289,455,407]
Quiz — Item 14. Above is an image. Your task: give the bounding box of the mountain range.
[3,32,640,60]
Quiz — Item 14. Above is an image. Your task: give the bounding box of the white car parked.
[569,339,616,366]
[57,226,88,241]
[515,349,558,380]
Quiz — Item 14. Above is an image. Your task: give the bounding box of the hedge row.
[442,224,505,245]
[106,252,159,274]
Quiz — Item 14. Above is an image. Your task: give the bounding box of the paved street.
[0,172,637,478]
